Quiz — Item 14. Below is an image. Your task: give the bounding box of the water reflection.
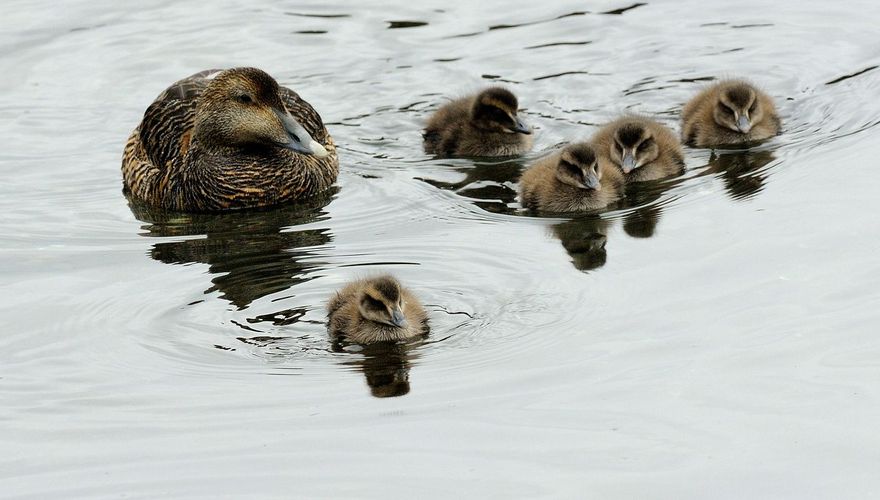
[551,216,611,272]
[619,177,683,238]
[127,191,336,309]
[334,340,422,398]
[704,150,776,201]
[418,158,526,214]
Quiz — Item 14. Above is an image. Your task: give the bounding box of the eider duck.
[681,79,781,147]
[519,143,624,213]
[423,87,533,157]
[122,67,338,211]
[591,116,685,182]
[328,276,429,344]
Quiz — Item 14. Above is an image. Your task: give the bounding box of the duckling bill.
[327,275,429,344]
[122,67,338,212]
[519,143,624,213]
[423,86,533,157]
[681,79,781,147]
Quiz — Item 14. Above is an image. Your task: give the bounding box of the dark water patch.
[731,23,774,28]
[525,40,592,50]
[825,65,879,85]
[601,3,647,15]
[387,20,428,29]
[489,11,588,31]
[286,12,351,18]
[433,57,462,62]
[700,21,728,26]
[669,76,717,83]
[294,30,328,35]
[533,70,591,81]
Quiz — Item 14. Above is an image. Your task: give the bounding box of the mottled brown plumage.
[592,116,685,183]
[519,143,624,213]
[423,87,533,157]
[328,276,429,344]
[122,68,338,212]
[681,79,781,147]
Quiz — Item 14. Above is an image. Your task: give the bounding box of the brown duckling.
[519,143,624,213]
[423,86,533,157]
[681,79,781,147]
[122,67,338,212]
[328,276,429,344]
[591,116,685,182]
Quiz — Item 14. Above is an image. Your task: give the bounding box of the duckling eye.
[488,107,513,125]
[237,94,253,104]
[721,105,735,116]
[748,101,757,113]
[362,296,385,311]
[637,139,652,152]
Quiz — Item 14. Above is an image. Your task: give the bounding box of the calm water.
[2,0,880,497]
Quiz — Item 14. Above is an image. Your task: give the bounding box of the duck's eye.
[748,101,757,113]
[238,94,253,104]
[637,139,652,152]
[362,296,385,311]
[721,105,735,115]
[488,107,512,125]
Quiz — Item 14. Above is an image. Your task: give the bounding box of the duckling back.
[122,68,338,212]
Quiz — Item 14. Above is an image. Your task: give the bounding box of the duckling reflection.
[619,176,684,238]
[550,216,613,272]
[333,340,419,398]
[418,157,526,214]
[127,191,334,309]
[704,150,775,201]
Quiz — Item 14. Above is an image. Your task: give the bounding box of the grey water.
[2,0,880,497]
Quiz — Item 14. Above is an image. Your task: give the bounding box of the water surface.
[2,0,880,497]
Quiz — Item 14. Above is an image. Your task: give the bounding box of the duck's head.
[713,82,763,135]
[556,143,601,190]
[358,276,408,328]
[471,87,531,135]
[609,121,658,174]
[193,67,328,157]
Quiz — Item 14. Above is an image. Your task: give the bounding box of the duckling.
[327,276,429,344]
[591,116,685,182]
[122,67,338,212]
[681,79,781,147]
[423,86,533,157]
[519,143,624,213]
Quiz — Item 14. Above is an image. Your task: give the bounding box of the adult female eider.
[122,67,338,212]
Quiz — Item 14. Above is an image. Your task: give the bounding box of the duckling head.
[471,87,532,135]
[713,82,763,135]
[609,122,659,174]
[358,276,408,328]
[556,143,601,190]
[192,67,328,157]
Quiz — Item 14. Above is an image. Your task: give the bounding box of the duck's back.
[422,96,471,156]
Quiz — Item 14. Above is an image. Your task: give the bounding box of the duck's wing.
[279,86,330,143]
[138,69,223,170]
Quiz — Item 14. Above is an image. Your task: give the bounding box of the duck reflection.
[550,215,612,272]
[333,340,421,398]
[127,191,335,310]
[619,177,683,238]
[704,150,775,201]
[418,158,526,214]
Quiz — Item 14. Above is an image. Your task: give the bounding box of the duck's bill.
[621,153,637,174]
[512,118,532,135]
[736,115,752,134]
[391,309,407,328]
[275,109,330,158]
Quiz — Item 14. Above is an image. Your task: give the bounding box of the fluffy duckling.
[328,276,429,344]
[591,116,685,182]
[681,79,781,147]
[423,87,533,157]
[519,143,624,213]
[122,67,338,212]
